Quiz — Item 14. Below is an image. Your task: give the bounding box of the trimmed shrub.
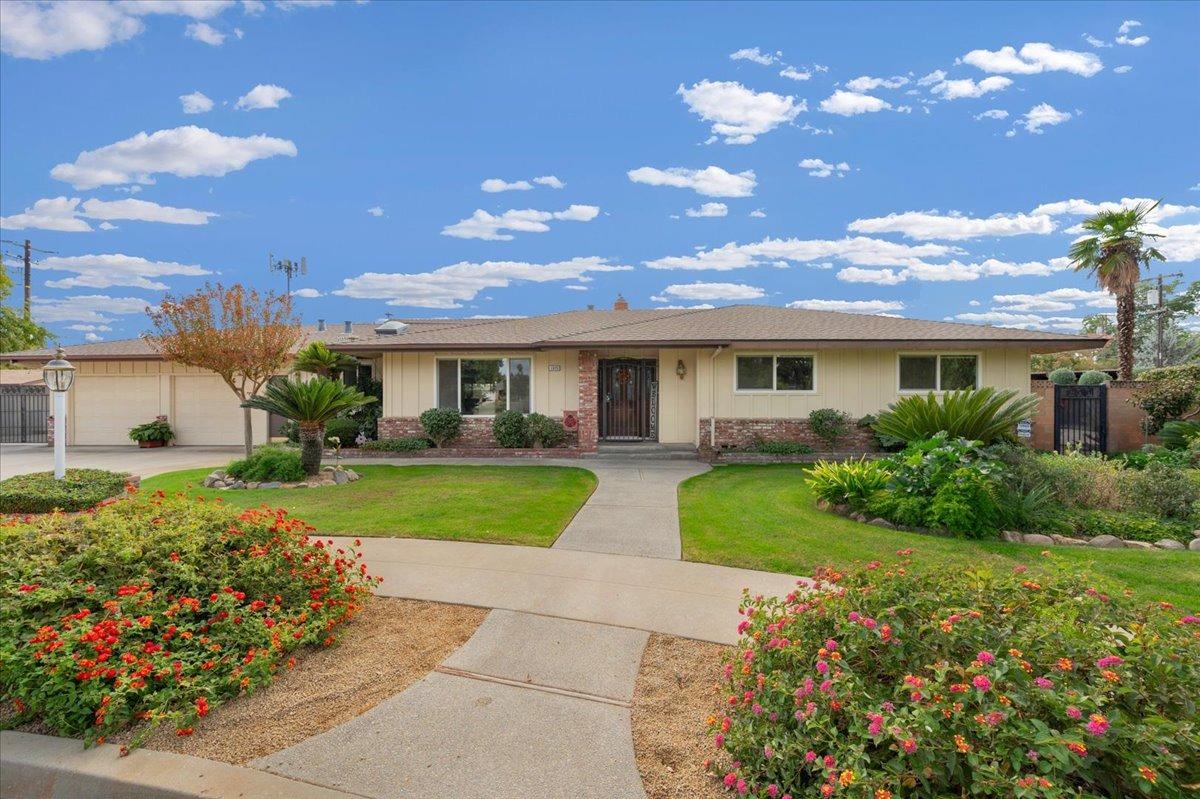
[753,441,814,456]
[225,446,305,483]
[492,410,530,448]
[873,387,1039,445]
[806,458,889,507]
[1066,508,1193,545]
[527,413,567,448]
[127,420,174,443]
[360,437,429,452]
[1048,367,1078,385]
[717,557,1200,799]
[1077,370,1110,386]
[808,408,852,448]
[323,416,360,446]
[0,491,376,747]
[419,407,462,448]
[0,469,130,514]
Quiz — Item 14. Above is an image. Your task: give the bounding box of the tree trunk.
[1116,287,1136,381]
[298,422,324,476]
[242,406,254,459]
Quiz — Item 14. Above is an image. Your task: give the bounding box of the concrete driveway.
[0,444,243,480]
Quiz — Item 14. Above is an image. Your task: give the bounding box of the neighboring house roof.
[1,306,1107,361]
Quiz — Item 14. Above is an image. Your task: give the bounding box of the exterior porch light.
[675,359,688,380]
[42,347,76,480]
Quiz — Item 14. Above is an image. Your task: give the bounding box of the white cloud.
[968,299,981,307]
[950,311,1086,330]
[685,202,728,218]
[67,323,113,332]
[786,298,905,313]
[0,196,216,230]
[0,197,93,232]
[930,75,1012,100]
[235,83,292,110]
[481,178,533,192]
[50,125,297,189]
[779,66,811,81]
[974,109,1010,121]
[274,0,336,9]
[290,287,322,298]
[334,256,632,309]
[653,282,764,301]
[837,267,904,285]
[366,206,384,217]
[1082,33,1110,48]
[961,42,1103,77]
[441,204,600,241]
[563,285,589,292]
[835,256,1067,286]
[185,21,224,45]
[800,122,833,136]
[1031,197,1198,224]
[1115,19,1149,47]
[1016,103,1072,134]
[799,158,851,178]
[991,288,1115,312]
[627,166,756,198]
[98,222,117,230]
[652,303,717,311]
[1113,65,1133,74]
[0,0,146,59]
[749,209,767,218]
[819,90,892,116]
[1153,222,1200,262]
[36,253,210,289]
[32,294,151,325]
[533,175,565,189]
[729,47,777,66]
[844,75,909,92]
[848,210,1055,240]
[677,80,803,143]
[180,91,214,114]
[916,69,947,86]
[644,236,961,272]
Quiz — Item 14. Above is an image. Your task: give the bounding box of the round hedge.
[1078,370,1111,386]
[1048,367,1078,385]
[0,469,130,514]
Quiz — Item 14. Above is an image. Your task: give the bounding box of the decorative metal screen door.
[1053,384,1107,454]
[598,359,658,441]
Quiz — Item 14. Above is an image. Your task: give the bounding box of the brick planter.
[338,447,582,459]
[698,418,877,457]
[377,416,579,449]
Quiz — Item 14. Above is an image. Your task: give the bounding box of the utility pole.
[1142,271,1185,368]
[268,254,307,298]
[23,239,31,320]
[1155,274,1165,369]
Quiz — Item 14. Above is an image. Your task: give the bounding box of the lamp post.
[42,347,75,480]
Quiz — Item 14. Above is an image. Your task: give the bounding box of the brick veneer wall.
[576,350,599,452]
[377,415,579,448]
[1029,379,1155,453]
[698,418,876,453]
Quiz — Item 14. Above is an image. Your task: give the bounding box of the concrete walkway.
[0,443,244,480]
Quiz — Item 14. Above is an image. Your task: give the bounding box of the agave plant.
[242,376,376,475]
[873,387,1040,446]
[291,341,359,378]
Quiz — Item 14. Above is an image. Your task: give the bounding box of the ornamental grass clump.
[714,556,1199,799]
[0,489,377,749]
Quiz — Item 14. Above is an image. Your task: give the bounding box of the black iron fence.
[0,384,49,443]
[1053,384,1107,454]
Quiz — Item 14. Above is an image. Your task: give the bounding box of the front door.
[598,359,658,441]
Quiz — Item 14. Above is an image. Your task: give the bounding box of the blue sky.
[1,0,1197,345]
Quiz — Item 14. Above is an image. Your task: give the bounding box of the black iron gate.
[1053,384,1107,454]
[0,384,49,443]
[598,359,658,441]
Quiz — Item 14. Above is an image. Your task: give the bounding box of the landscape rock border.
[202,466,362,491]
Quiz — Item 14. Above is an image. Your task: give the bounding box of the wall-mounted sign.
[548,364,562,372]
[1016,419,1033,439]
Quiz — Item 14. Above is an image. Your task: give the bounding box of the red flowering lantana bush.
[714,555,1199,798]
[0,489,376,748]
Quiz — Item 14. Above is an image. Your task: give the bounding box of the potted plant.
[128,419,175,448]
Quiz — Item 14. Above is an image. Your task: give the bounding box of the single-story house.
[3,301,1106,451]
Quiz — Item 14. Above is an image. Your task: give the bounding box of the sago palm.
[242,376,376,475]
[292,341,358,378]
[1068,202,1165,380]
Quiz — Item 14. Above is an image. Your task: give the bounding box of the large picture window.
[898,354,978,392]
[735,354,816,392]
[437,357,531,415]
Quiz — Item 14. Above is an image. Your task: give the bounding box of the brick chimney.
[613,294,629,311]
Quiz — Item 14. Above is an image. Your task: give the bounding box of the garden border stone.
[202,467,361,491]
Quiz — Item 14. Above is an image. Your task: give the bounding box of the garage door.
[72,376,161,445]
[172,376,262,446]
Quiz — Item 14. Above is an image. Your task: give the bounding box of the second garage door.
[72,375,162,445]
[172,376,264,446]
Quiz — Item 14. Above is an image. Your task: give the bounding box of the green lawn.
[141,465,596,547]
[679,464,1199,610]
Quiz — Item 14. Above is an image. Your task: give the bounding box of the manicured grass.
[679,465,1199,609]
[141,465,596,547]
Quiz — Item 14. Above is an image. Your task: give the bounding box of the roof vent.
[613,294,629,311]
[373,319,409,336]
[586,304,595,311]
[344,321,352,334]
[317,319,326,332]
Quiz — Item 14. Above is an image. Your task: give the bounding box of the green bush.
[360,437,430,452]
[806,458,889,507]
[718,558,1200,799]
[1066,508,1193,544]
[858,414,904,451]
[751,441,814,455]
[323,416,360,446]
[492,410,530,448]
[1132,364,1200,434]
[1077,369,1110,386]
[1023,450,1124,511]
[527,413,567,448]
[127,419,174,443]
[0,491,375,747]
[925,466,1004,537]
[225,446,306,482]
[1117,460,1200,521]
[808,408,851,447]
[0,469,131,514]
[279,419,300,443]
[1158,419,1200,450]
[419,407,462,448]
[1048,367,1078,385]
[873,387,1039,445]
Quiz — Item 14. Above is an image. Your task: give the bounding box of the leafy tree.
[0,257,51,354]
[1068,202,1165,380]
[291,340,357,377]
[242,376,375,475]
[145,283,301,458]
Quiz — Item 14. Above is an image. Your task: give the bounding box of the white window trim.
[733,352,819,395]
[896,351,981,394]
[436,356,534,417]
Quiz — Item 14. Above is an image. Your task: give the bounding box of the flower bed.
[714,556,1199,797]
[0,490,377,749]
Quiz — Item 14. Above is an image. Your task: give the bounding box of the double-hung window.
[735,354,816,392]
[437,357,531,415]
[898,353,978,392]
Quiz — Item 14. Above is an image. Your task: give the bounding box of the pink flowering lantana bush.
[714,554,1199,798]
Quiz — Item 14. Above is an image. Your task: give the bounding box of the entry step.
[584,443,699,460]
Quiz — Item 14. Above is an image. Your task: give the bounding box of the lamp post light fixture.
[675,359,688,380]
[42,347,75,480]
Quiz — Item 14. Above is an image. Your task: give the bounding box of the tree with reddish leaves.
[145,283,301,457]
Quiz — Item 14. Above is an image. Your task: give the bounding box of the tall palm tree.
[1068,202,1165,380]
[292,341,358,378]
[242,377,376,475]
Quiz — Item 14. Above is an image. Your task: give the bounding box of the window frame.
[896,352,981,394]
[435,356,534,416]
[733,352,819,395]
